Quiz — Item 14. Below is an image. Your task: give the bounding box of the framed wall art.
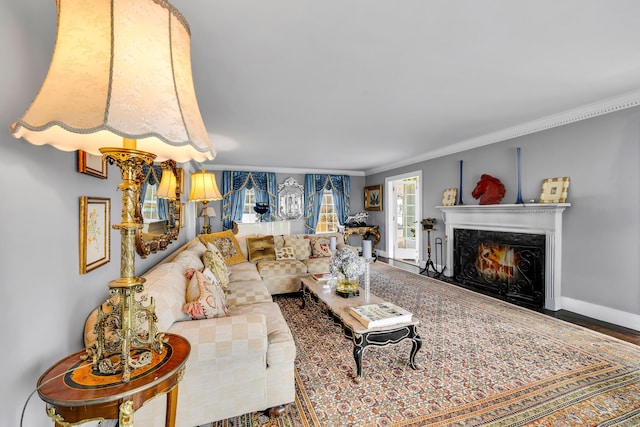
[177,167,185,194]
[441,188,458,206]
[77,150,108,179]
[539,177,570,203]
[80,196,111,274]
[364,185,383,211]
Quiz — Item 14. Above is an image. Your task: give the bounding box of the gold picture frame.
[539,177,570,203]
[177,167,185,194]
[80,196,111,274]
[441,188,458,206]
[364,185,383,211]
[77,150,108,179]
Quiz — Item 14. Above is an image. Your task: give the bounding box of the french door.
[385,171,421,264]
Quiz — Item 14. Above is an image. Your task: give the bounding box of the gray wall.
[367,106,640,321]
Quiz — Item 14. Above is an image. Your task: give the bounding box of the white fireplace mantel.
[437,203,570,311]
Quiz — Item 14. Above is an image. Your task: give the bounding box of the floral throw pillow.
[199,230,247,266]
[182,269,229,320]
[311,238,332,257]
[275,247,295,260]
[202,246,230,289]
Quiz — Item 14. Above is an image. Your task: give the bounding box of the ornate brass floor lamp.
[10,0,215,382]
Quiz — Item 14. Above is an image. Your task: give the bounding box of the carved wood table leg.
[165,384,180,427]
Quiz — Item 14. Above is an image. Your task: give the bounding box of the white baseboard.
[561,297,640,332]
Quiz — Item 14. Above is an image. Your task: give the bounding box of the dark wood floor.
[380,257,640,346]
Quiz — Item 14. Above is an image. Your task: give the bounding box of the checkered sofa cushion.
[283,235,311,260]
[229,261,262,282]
[229,302,296,367]
[257,259,307,278]
[226,280,273,307]
[304,257,332,274]
[169,312,268,361]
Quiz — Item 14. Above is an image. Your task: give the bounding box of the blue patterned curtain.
[304,174,350,234]
[140,164,169,221]
[222,171,277,230]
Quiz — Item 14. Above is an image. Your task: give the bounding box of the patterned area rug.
[213,263,640,427]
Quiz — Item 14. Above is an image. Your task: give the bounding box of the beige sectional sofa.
[84,237,297,427]
[231,231,347,295]
[83,229,352,426]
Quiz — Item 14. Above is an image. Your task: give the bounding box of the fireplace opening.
[453,229,545,308]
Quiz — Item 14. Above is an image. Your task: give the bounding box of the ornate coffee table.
[300,276,421,381]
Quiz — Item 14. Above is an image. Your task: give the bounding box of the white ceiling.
[11,1,640,175]
[169,0,640,175]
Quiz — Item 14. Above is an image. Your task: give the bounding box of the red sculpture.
[472,174,506,205]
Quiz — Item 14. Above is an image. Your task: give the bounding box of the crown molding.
[197,162,366,177]
[365,89,640,176]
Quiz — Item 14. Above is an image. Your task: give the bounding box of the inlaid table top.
[37,333,190,427]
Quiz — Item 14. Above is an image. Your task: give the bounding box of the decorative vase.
[336,273,359,296]
[422,224,434,231]
[458,160,464,205]
[515,147,523,204]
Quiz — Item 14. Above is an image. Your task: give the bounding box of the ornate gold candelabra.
[86,140,165,382]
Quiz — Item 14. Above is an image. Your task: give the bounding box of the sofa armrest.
[169,314,268,363]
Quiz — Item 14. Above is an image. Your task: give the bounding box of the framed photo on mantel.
[539,177,570,203]
[364,185,383,211]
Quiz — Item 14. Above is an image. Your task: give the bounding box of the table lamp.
[189,170,222,234]
[156,162,178,231]
[10,0,215,383]
[199,205,217,234]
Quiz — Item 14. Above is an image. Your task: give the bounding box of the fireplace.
[437,203,570,311]
[453,228,545,307]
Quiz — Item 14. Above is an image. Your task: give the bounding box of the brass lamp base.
[85,144,165,382]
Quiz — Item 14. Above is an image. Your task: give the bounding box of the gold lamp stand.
[87,139,165,382]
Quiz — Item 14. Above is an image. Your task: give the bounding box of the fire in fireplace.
[453,229,545,308]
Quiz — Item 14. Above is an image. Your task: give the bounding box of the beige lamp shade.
[156,169,177,200]
[9,0,215,162]
[189,170,222,202]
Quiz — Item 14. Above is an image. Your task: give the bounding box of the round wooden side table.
[37,333,190,427]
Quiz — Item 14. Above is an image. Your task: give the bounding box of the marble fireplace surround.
[437,203,570,311]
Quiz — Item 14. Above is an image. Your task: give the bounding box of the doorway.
[385,171,421,265]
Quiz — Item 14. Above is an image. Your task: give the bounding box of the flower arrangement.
[329,248,365,279]
[420,218,437,226]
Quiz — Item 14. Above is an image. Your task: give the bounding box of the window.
[316,189,339,233]
[241,188,258,223]
[142,184,159,220]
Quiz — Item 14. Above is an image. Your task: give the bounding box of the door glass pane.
[396,178,418,259]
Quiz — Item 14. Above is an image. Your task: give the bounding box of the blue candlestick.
[458,160,464,205]
[515,147,523,204]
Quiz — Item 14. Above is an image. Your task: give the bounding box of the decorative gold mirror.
[134,160,181,258]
